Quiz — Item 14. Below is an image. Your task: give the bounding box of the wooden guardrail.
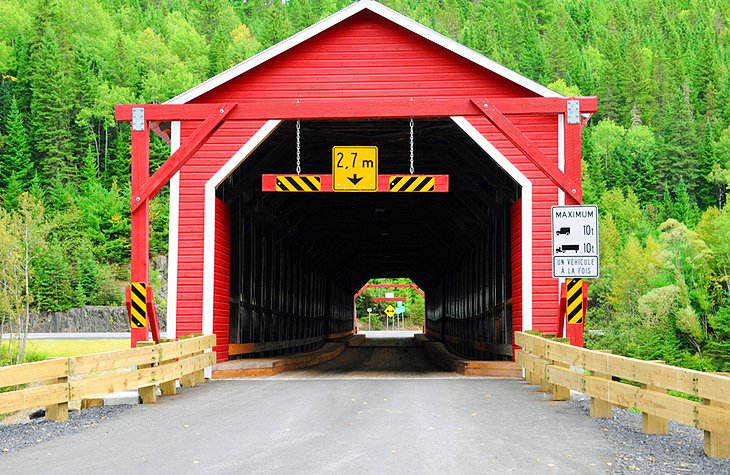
[514,331,730,459]
[0,335,216,421]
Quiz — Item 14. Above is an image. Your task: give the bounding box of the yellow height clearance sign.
[332,146,378,191]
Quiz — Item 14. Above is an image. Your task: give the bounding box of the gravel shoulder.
[568,393,730,475]
[0,405,133,455]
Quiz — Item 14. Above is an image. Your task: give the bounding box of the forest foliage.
[0,0,729,368]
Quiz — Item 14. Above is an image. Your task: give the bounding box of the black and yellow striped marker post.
[275,175,321,192]
[566,278,584,324]
[389,176,435,192]
[130,282,147,328]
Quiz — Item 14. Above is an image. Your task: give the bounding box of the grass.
[1,339,128,363]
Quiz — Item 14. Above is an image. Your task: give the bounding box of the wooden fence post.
[551,361,571,401]
[158,338,177,396]
[547,337,571,401]
[45,363,69,422]
[589,350,612,418]
[137,341,157,404]
[640,361,668,434]
[704,375,730,458]
[179,334,203,388]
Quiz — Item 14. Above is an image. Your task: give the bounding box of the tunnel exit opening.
[214,118,524,362]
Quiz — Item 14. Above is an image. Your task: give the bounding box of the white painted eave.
[167,0,561,105]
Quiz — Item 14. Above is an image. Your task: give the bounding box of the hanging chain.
[296,120,301,175]
[409,118,414,175]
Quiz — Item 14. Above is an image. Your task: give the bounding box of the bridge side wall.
[466,115,561,334]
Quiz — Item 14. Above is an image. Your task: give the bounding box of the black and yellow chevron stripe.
[275,175,321,192]
[566,278,583,324]
[130,282,147,328]
[389,176,435,192]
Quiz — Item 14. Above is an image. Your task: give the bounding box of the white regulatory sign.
[551,205,599,278]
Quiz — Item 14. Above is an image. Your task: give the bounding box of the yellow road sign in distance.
[332,146,378,191]
[384,305,396,317]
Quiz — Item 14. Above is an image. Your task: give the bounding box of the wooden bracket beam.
[472,98,582,203]
[115,97,598,122]
[130,103,236,211]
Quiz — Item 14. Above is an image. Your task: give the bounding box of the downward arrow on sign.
[348,174,363,186]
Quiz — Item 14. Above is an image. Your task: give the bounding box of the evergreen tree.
[658,80,700,195]
[29,25,76,182]
[672,181,695,226]
[32,240,73,312]
[696,122,719,208]
[0,96,33,209]
[74,244,99,305]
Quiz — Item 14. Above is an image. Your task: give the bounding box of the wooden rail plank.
[546,365,700,428]
[517,332,730,404]
[158,335,216,361]
[0,358,69,387]
[0,383,68,413]
[69,352,215,400]
[228,336,323,356]
[0,335,216,416]
[428,329,514,356]
[70,347,158,375]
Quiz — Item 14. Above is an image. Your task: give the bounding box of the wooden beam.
[131,103,235,211]
[261,174,448,192]
[115,97,599,122]
[472,98,582,203]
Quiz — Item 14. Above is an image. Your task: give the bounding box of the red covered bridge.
[115,0,596,368]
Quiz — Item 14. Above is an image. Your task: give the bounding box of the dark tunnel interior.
[217,119,521,361]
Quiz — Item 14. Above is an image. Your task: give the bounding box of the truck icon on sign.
[555,244,580,253]
[556,227,571,235]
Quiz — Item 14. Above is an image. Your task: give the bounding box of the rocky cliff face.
[28,256,170,334]
[30,306,166,333]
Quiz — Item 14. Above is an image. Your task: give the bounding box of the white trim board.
[557,114,565,336]
[200,120,280,377]
[202,120,282,338]
[451,116,533,332]
[167,0,560,105]
[166,121,181,340]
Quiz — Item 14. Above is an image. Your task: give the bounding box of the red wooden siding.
[195,11,536,106]
[213,197,231,362]
[510,198,522,352]
[175,120,267,337]
[466,115,560,333]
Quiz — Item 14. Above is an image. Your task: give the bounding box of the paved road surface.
[1,336,613,474]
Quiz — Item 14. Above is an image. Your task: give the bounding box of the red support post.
[130,111,150,347]
[564,115,586,346]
